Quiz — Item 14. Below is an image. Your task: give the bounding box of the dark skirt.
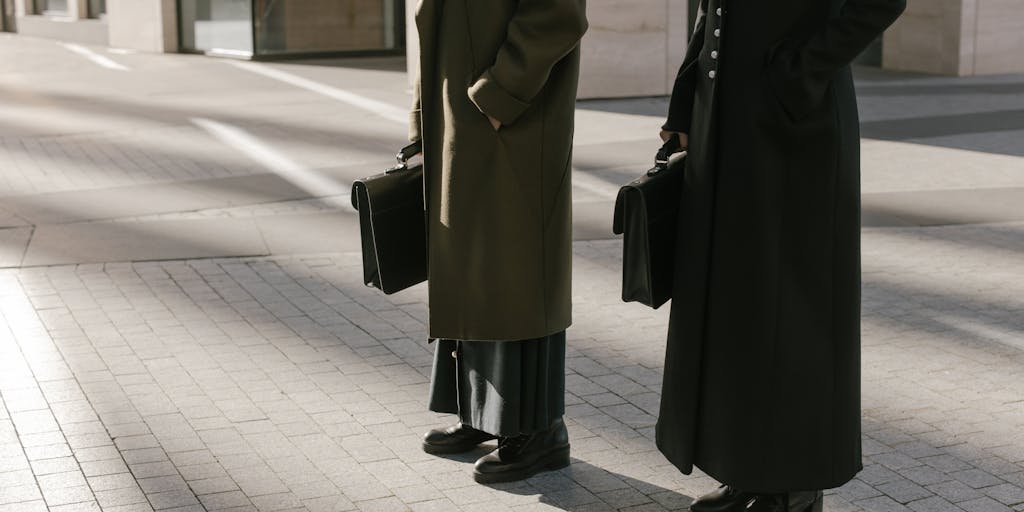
[428,331,566,437]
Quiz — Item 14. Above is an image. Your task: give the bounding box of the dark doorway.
[1,0,16,32]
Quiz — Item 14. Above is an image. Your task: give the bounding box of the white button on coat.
[714,28,721,37]
[711,50,719,59]
[709,70,716,79]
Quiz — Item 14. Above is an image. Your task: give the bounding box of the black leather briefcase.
[612,136,685,309]
[351,141,428,295]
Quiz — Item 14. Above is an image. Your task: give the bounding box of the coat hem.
[695,459,863,493]
[428,321,571,343]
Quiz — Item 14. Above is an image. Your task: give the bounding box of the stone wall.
[884,0,1024,75]
[107,0,177,53]
[577,0,688,98]
[973,0,1024,74]
[406,0,689,100]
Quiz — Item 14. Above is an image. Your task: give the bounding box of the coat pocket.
[763,40,831,123]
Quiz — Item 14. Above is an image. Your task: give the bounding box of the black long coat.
[657,0,905,491]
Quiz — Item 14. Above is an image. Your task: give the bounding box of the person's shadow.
[436,449,695,510]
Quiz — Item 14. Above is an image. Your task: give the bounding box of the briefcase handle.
[650,134,684,176]
[386,141,423,174]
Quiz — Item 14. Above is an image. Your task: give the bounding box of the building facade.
[883,0,1024,75]
[2,0,1022,98]
[3,0,404,57]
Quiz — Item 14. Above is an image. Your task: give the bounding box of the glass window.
[35,0,68,15]
[179,0,254,57]
[254,0,401,56]
[88,0,106,18]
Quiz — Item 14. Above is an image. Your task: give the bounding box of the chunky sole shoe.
[422,423,497,455]
[422,439,489,455]
[689,485,756,512]
[472,444,570,484]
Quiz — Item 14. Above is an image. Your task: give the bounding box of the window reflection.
[179,0,402,57]
[179,0,254,56]
[254,0,399,56]
[35,0,68,15]
[88,0,106,18]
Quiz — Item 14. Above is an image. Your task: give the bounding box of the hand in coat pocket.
[487,114,502,131]
[764,42,832,122]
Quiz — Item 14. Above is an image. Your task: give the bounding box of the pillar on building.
[883,0,1024,76]
[106,0,177,52]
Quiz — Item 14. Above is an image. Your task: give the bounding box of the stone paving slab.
[0,222,1022,511]
[2,175,313,225]
[21,219,269,267]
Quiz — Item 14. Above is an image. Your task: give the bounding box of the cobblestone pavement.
[2,35,1024,511]
[0,226,1022,512]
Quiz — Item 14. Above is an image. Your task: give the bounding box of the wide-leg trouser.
[428,331,566,437]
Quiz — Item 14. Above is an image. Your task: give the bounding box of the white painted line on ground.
[107,48,137,55]
[61,43,129,71]
[227,60,408,124]
[192,118,354,209]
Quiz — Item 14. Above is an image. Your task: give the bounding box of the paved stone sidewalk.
[2,221,1023,512]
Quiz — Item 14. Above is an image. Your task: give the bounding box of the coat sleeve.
[663,0,710,134]
[467,0,588,126]
[410,73,423,142]
[769,0,907,120]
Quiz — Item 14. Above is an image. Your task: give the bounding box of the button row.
[709,4,723,80]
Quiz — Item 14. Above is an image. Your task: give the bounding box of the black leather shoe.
[422,423,497,454]
[747,491,823,512]
[473,418,570,484]
[690,485,756,512]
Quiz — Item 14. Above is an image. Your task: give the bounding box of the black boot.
[689,485,756,512]
[472,418,570,484]
[748,491,823,512]
[422,423,497,454]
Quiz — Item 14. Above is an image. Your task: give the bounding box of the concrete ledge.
[22,218,270,266]
[0,227,32,268]
[3,174,316,225]
[15,15,107,45]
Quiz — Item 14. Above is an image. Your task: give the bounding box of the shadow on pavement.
[478,458,695,510]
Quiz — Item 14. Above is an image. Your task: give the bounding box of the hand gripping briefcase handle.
[351,141,428,295]
[612,135,686,309]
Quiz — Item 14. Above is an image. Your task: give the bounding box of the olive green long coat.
[410,0,588,341]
